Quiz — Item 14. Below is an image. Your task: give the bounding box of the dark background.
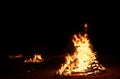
[0,3,120,58]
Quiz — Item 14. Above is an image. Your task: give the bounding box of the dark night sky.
[0,4,120,57]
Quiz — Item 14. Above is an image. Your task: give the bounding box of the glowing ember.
[24,54,43,63]
[9,53,23,59]
[56,23,106,76]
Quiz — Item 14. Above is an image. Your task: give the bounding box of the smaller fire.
[24,54,43,63]
[9,53,23,59]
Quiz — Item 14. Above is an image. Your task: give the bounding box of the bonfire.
[56,23,106,76]
[24,54,43,63]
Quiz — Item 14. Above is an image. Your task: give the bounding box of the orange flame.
[24,54,43,63]
[9,53,23,59]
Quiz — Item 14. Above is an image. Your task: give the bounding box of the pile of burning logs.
[59,60,106,76]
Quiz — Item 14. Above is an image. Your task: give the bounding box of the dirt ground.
[0,54,120,79]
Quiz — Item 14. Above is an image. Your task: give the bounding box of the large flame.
[24,54,43,63]
[56,23,105,76]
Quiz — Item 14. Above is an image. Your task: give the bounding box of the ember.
[9,53,23,59]
[56,23,106,76]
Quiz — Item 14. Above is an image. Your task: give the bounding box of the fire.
[9,53,23,59]
[56,23,106,76]
[24,54,43,63]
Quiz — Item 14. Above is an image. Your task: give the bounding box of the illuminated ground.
[0,54,120,79]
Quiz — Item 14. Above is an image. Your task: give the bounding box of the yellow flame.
[71,32,96,72]
[24,54,43,63]
[56,23,105,76]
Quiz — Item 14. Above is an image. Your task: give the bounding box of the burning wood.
[56,23,106,76]
[24,54,43,63]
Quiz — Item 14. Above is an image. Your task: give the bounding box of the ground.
[0,54,120,79]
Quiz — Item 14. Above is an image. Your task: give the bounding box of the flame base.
[56,60,106,76]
